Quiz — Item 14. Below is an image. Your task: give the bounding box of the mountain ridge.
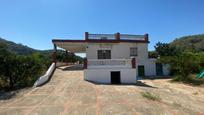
[170,34,204,52]
[0,37,52,55]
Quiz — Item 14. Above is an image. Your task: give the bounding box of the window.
[130,47,137,56]
[97,50,111,59]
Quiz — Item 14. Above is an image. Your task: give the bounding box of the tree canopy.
[154,34,204,84]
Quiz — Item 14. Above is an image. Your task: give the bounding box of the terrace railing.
[85,32,147,41]
[120,34,145,41]
[88,34,116,40]
[85,58,135,69]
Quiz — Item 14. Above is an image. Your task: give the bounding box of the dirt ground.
[0,66,204,115]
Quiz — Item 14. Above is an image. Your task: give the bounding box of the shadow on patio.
[57,64,84,71]
[87,80,157,88]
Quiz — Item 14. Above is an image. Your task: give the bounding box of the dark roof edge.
[52,39,149,43]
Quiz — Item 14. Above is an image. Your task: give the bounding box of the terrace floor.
[0,66,204,115]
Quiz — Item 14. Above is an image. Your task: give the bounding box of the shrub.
[158,52,200,81]
[141,92,161,101]
[0,43,46,90]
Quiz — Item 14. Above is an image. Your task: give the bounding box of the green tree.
[197,52,204,71]
[148,51,158,58]
[0,47,8,88]
[0,43,46,89]
[159,52,199,81]
[155,42,180,56]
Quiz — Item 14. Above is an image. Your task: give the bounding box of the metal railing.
[88,34,116,40]
[120,34,145,40]
[87,33,145,41]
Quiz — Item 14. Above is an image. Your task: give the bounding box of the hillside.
[0,38,83,62]
[170,34,204,52]
[0,38,60,55]
[0,38,37,55]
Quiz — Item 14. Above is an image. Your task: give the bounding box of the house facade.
[52,32,169,84]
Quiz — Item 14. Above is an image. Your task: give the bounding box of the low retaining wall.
[33,63,56,87]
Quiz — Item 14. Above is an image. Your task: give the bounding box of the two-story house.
[52,32,169,84]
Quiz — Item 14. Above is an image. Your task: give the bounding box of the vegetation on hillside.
[0,38,36,55]
[0,38,83,90]
[154,34,204,85]
[170,34,204,52]
[0,43,46,89]
[0,38,84,63]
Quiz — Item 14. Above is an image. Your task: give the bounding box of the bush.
[155,42,204,85]
[158,52,200,80]
[0,43,47,90]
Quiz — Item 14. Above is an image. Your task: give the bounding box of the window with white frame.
[130,47,137,56]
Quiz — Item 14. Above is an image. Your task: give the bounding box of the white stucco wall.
[137,59,170,76]
[137,59,157,76]
[86,42,170,77]
[84,68,136,84]
[86,43,148,60]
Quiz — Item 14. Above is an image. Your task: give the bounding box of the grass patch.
[141,92,161,101]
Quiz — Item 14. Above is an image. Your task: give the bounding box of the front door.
[156,63,163,76]
[111,71,121,84]
[138,65,145,77]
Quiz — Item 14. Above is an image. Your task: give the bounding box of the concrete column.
[84,58,87,69]
[65,50,68,65]
[52,44,57,64]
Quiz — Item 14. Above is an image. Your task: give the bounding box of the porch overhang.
[52,39,87,53]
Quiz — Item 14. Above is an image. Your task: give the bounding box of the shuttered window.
[97,50,111,59]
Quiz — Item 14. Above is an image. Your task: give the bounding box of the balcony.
[84,58,136,69]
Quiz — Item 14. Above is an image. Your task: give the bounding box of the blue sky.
[0,0,204,51]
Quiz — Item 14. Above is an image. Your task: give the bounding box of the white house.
[52,32,169,84]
